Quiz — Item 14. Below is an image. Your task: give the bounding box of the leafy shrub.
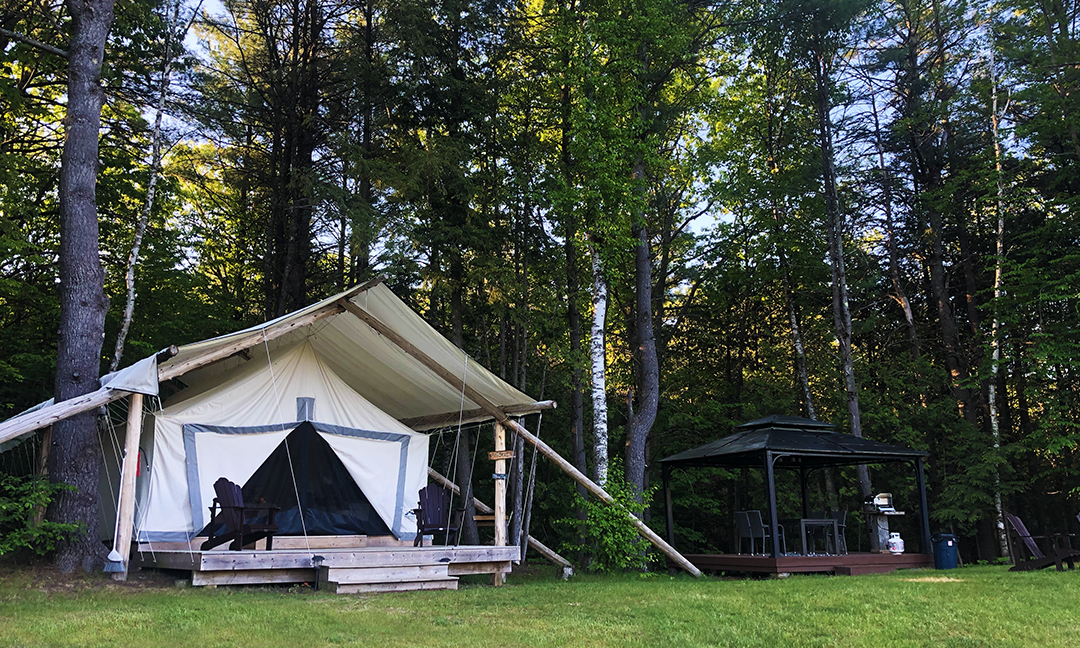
[558,463,660,572]
[0,473,82,556]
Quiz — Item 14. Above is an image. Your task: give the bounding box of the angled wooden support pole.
[505,418,702,577]
[427,467,573,574]
[343,302,701,577]
[112,393,144,580]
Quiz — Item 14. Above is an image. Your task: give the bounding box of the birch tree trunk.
[111,0,194,371]
[988,43,1009,558]
[589,243,609,486]
[49,0,117,573]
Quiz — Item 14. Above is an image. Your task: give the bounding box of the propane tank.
[887,532,905,554]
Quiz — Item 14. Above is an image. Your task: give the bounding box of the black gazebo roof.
[659,415,928,470]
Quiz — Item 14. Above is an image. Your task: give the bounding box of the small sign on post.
[488,450,515,461]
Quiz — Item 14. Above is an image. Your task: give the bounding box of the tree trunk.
[812,42,871,499]
[869,87,919,360]
[625,160,660,504]
[111,0,186,371]
[49,0,117,574]
[589,243,609,486]
[988,44,1009,558]
[559,3,589,546]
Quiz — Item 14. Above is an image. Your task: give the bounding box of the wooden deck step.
[321,563,452,584]
[318,563,459,594]
[323,578,459,594]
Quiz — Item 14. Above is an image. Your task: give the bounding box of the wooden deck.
[136,537,520,593]
[682,552,934,576]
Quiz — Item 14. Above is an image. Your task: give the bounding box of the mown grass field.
[0,564,1077,647]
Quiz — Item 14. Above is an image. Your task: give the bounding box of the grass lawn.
[0,564,1077,647]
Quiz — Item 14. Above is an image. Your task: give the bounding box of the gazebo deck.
[681,551,933,576]
[136,537,519,592]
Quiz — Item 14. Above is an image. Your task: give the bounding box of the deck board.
[137,544,521,589]
[681,552,933,575]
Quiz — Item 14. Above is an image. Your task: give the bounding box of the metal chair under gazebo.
[659,415,934,575]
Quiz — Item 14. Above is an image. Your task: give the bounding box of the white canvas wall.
[136,342,428,543]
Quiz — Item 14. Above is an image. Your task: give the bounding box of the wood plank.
[140,535,409,552]
[680,552,935,575]
[446,561,511,576]
[494,421,507,547]
[343,295,698,575]
[488,450,515,461]
[326,579,458,594]
[192,568,315,586]
[322,563,450,584]
[138,551,198,571]
[159,304,346,381]
[110,393,144,580]
[196,545,520,571]
[427,467,573,569]
[0,280,386,446]
[428,468,493,514]
[523,536,573,569]
[504,418,703,577]
[0,387,125,447]
[401,401,557,431]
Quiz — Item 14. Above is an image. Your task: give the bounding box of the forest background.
[0,0,1078,567]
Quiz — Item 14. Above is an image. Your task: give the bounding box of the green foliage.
[557,464,659,572]
[0,474,81,556]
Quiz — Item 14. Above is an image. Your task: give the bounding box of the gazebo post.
[764,451,780,557]
[799,464,810,519]
[915,457,932,553]
[663,464,675,545]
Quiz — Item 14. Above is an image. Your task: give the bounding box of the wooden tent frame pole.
[427,467,573,574]
[493,421,507,547]
[0,280,369,446]
[112,393,144,580]
[341,303,702,577]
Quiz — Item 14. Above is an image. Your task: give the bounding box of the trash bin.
[932,533,958,570]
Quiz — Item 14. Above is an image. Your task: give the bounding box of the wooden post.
[492,422,507,586]
[662,464,675,546]
[341,302,701,576]
[427,467,573,572]
[493,421,507,547]
[800,465,810,519]
[506,418,702,577]
[764,451,780,558]
[916,457,932,554]
[112,393,144,580]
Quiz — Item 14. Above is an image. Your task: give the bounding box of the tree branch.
[0,27,67,58]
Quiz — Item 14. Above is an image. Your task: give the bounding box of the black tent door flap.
[200,422,392,538]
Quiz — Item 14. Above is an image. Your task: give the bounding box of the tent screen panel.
[202,422,392,536]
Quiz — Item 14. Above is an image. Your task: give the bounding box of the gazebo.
[660,415,933,575]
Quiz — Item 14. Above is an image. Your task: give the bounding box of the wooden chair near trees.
[200,477,280,551]
[1003,511,1080,572]
[413,483,461,546]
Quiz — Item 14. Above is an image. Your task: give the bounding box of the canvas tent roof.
[0,278,549,448]
[157,280,540,427]
[659,415,928,469]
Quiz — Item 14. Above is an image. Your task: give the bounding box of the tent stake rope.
[262,330,312,558]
